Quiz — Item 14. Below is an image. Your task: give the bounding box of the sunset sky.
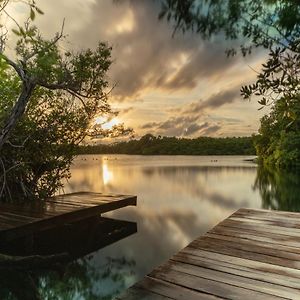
[10,0,269,140]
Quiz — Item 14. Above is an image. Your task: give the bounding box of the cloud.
[139,114,221,137]
[27,0,265,138]
[158,116,197,130]
[120,107,134,115]
[157,115,198,133]
[136,84,239,137]
[180,85,241,116]
[183,122,222,136]
[183,123,205,136]
[37,0,242,101]
[163,45,238,91]
[140,122,160,129]
[201,88,240,109]
[201,124,222,135]
[209,116,242,124]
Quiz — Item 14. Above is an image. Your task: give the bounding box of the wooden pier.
[0,192,137,243]
[117,208,300,300]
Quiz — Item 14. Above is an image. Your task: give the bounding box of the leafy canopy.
[0,1,122,200]
[158,0,300,55]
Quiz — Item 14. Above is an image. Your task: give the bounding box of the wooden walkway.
[117,208,300,300]
[0,192,136,243]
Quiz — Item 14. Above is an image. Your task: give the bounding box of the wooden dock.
[117,208,300,300]
[0,192,136,243]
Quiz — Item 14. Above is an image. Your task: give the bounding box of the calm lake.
[58,154,273,299]
[6,155,299,299]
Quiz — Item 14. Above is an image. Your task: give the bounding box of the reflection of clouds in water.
[207,191,249,209]
[63,155,261,296]
[92,207,210,284]
[140,165,254,207]
[65,155,260,218]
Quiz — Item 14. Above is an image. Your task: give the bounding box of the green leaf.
[30,8,35,21]
[35,7,44,15]
[11,28,21,36]
[19,27,25,36]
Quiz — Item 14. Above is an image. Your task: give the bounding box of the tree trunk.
[0,80,35,151]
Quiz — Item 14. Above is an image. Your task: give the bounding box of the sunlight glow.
[102,162,113,185]
[106,9,135,36]
[95,116,107,124]
[94,116,121,130]
[115,10,135,33]
[102,118,120,130]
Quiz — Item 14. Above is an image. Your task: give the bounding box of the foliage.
[0,80,107,199]
[158,0,300,55]
[0,3,115,200]
[254,165,300,211]
[78,134,256,156]
[242,48,300,167]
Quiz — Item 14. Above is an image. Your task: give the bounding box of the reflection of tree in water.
[0,256,135,300]
[254,166,300,212]
[0,217,137,300]
[38,256,135,300]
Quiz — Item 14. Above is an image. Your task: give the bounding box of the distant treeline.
[78,134,256,155]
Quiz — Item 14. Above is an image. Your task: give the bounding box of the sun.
[94,116,120,130]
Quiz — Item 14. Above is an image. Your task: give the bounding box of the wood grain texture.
[0,192,137,242]
[116,208,300,300]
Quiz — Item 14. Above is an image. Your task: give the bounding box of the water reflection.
[61,155,262,298]
[254,166,300,212]
[3,156,298,299]
[103,162,114,185]
[0,216,137,300]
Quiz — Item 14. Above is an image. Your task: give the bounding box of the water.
[2,155,300,299]
[63,155,261,299]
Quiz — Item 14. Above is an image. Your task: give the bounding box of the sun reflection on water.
[102,161,113,185]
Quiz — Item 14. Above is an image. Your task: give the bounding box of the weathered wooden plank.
[0,203,57,219]
[0,211,40,222]
[173,252,300,290]
[0,193,137,242]
[115,286,173,300]
[44,198,95,208]
[193,235,300,262]
[237,208,300,220]
[220,219,300,238]
[61,195,137,208]
[180,247,300,279]
[180,248,300,279]
[189,236,300,270]
[51,196,107,205]
[205,232,300,256]
[53,192,136,204]
[209,225,300,249]
[0,213,37,228]
[229,215,300,230]
[137,277,220,300]
[159,260,298,299]
[234,210,300,227]
[149,265,283,300]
